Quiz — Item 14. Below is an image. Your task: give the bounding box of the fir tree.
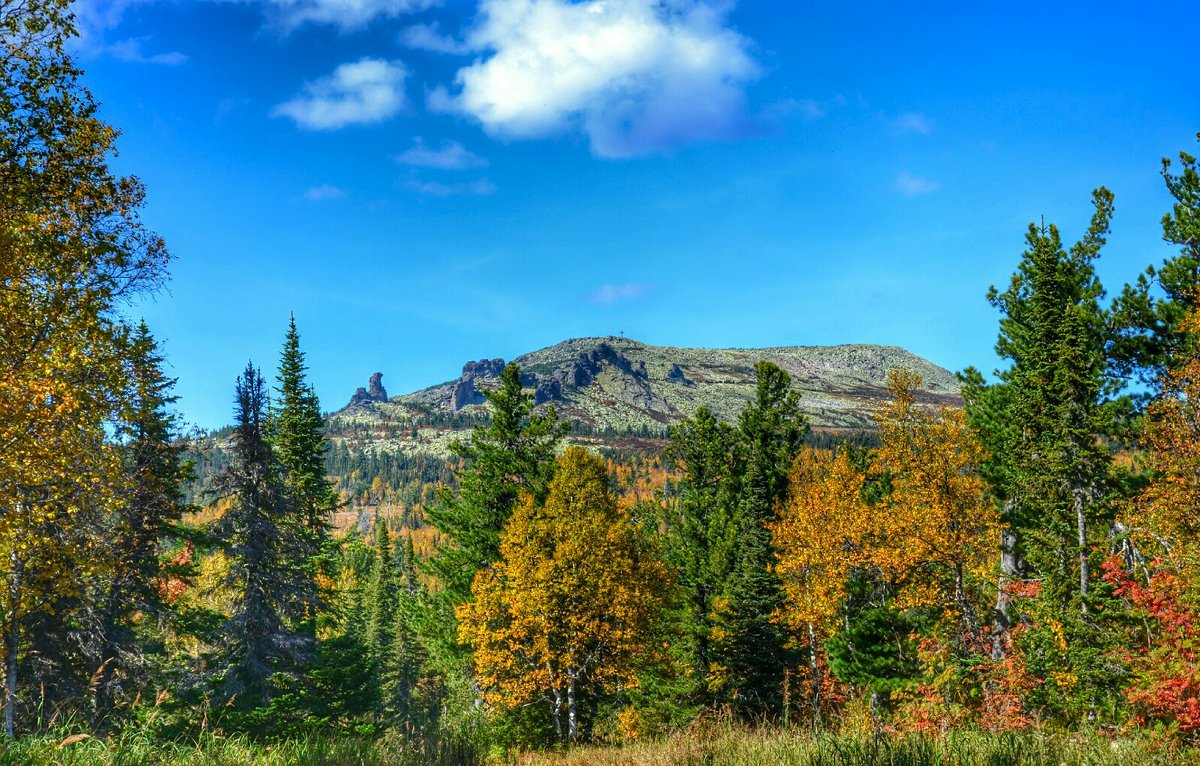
[88,323,192,727]
[963,189,1126,718]
[364,515,397,697]
[214,363,312,710]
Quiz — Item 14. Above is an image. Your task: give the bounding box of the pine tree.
[962,189,1125,718]
[713,361,807,716]
[214,364,312,710]
[89,323,192,727]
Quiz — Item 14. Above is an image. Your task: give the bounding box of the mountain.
[328,337,961,460]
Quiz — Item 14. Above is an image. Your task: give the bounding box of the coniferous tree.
[663,407,742,706]
[364,515,397,701]
[424,362,566,665]
[1112,133,1200,387]
[383,534,425,731]
[962,189,1126,718]
[214,364,312,710]
[271,315,335,624]
[88,323,191,727]
[713,361,807,716]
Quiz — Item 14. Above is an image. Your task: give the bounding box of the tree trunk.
[550,687,564,743]
[4,551,22,739]
[4,613,17,738]
[992,526,1019,660]
[1075,489,1089,616]
[807,622,821,722]
[566,671,578,743]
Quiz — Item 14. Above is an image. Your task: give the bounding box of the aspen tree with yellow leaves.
[458,447,667,744]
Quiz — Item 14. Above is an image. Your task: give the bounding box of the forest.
[5,1,1200,764]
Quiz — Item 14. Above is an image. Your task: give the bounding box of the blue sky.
[73,0,1200,429]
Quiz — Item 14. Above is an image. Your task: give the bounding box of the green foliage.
[712,362,808,717]
[1111,132,1200,387]
[212,364,313,715]
[422,361,567,687]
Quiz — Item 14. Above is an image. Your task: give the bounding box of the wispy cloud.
[395,138,487,170]
[431,0,760,159]
[897,171,940,196]
[304,184,347,201]
[274,58,407,131]
[584,282,655,306]
[400,21,472,54]
[892,111,933,135]
[405,178,497,197]
[264,0,438,31]
[105,37,187,65]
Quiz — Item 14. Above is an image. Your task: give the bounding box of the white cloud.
[400,21,472,54]
[893,112,933,135]
[584,282,654,305]
[395,138,488,170]
[897,171,940,196]
[274,58,408,131]
[304,184,347,201]
[433,0,760,158]
[265,0,438,31]
[406,178,497,196]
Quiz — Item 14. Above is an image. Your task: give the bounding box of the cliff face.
[339,337,961,440]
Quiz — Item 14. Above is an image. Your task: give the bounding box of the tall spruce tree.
[88,323,191,727]
[270,315,335,624]
[364,515,397,699]
[383,534,424,731]
[214,364,312,709]
[713,361,807,716]
[663,407,742,706]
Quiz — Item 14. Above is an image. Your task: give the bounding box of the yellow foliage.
[774,370,1000,633]
[458,447,668,731]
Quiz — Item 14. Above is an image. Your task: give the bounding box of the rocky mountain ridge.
[333,337,961,459]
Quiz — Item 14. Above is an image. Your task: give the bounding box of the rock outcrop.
[535,378,564,404]
[570,342,647,387]
[450,358,506,410]
[347,372,389,408]
[667,363,693,386]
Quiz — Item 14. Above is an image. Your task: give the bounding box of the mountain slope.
[329,337,961,459]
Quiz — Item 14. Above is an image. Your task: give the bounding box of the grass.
[0,729,464,766]
[5,724,1197,766]
[520,723,1198,766]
